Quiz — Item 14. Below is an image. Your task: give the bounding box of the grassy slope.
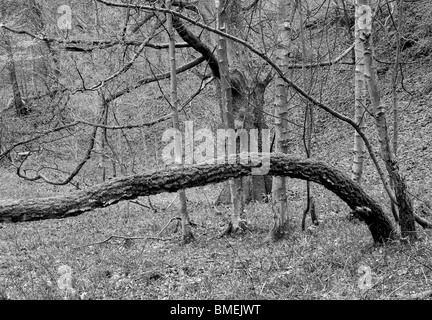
[1,2,432,300]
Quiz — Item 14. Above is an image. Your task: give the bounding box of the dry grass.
[1,174,432,300]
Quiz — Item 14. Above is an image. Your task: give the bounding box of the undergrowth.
[1,178,431,300]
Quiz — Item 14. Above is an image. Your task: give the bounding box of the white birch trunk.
[167,0,194,243]
[268,0,295,241]
[361,0,417,241]
[351,0,367,183]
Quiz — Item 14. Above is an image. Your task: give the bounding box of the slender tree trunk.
[167,0,194,243]
[391,1,402,157]
[28,0,60,94]
[216,0,245,235]
[389,0,404,225]
[268,0,296,241]
[1,29,26,116]
[96,92,109,182]
[299,1,319,231]
[351,0,367,183]
[361,0,416,241]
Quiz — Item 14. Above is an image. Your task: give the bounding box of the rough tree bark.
[0,153,397,243]
[221,0,273,207]
[214,75,272,206]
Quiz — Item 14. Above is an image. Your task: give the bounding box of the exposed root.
[414,214,432,229]
[265,222,291,242]
[181,231,195,244]
[219,219,249,238]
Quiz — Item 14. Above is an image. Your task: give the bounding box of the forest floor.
[1,176,432,300]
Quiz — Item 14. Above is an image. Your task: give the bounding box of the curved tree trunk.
[0,153,397,243]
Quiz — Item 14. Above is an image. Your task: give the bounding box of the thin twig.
[74,234,172,248]
[166,194,179,210]
[157,217,181,237]
[147,197,157,213]
[129,199,150,209]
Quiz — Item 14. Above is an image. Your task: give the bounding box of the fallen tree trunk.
[0,153,396,243]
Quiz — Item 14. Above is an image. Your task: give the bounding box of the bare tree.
[299,0,319,231]
[0,0,26,116]
[166,0,194,243]
[361,0,416,241]
[215,0,246,235]
[268,0,296,241]
[351,0,367,184]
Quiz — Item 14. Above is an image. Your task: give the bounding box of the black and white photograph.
[0,0,431,304]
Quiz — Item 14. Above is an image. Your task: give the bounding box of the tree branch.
[94,0,396,204]
[171,15,220,78]
[106,56,205,102]
[287,44,355,69]
[0,153,396,243]
[0,24,189,51]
